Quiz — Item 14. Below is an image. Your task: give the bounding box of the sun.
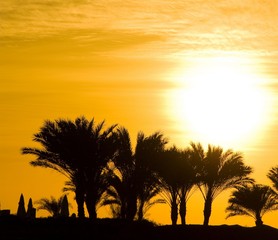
[168,55,272,148]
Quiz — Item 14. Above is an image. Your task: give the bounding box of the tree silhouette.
[22,114,278,227]
[189,142,254,226]
[152,146,197,225]
[22,116,118,219]
[102,127,135,220]
[267,165,278,193]
[35,195,70,217]
[135,131,168,221]
[82,120,118,220]
[178,147,198,225]
[154,147,182,225]
[26,198,36,219]
[60,195,70,217]
[226,183,278,226]
[16,193,26,218]
[101,127,167,221]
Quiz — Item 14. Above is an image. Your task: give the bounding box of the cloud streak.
[1,0,278,57]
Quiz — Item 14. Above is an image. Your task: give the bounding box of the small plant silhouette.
[35,195,71,218]
[226,183,278,226]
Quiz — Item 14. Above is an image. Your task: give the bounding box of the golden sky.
[1,0,278,227]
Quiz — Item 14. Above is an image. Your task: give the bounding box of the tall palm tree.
[153,146,197,225]
[155,147,182,225]
[135,131,167,221]
[226,183,278,226]
[267,165,278,193]
[21,116,117,219]
[83,121,118,220]
[189,142,254,226]
[101,127,167,221]
[178,148,198,225]
[101,127,135,220]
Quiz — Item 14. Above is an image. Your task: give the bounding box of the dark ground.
[0,216,277,240]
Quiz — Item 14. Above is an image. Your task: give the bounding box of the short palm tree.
[189,142,254,226]
[226,183,278,226]
[35,195,69,218]
[267,165,278,193]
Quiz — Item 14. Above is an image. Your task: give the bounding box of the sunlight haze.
[169,54,274,149]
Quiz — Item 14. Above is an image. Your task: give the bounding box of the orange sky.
[1,0,278,227]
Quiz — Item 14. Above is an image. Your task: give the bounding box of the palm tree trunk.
[87,204,97,220]
[255,212,263,227]
[179,194,186,225]
[126,194,137,221]
[75,188,85,218]
[85,193,97,220]
[120,201,127,219]
[203,196,212,226]
[137,201,144,221]
[171,201,178,225]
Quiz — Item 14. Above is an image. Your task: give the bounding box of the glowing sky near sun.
[1,0,278,227]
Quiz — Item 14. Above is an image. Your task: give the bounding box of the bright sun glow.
[169,55,272,148]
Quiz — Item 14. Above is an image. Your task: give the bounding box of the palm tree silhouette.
[153,146,197,225]
[178,147,198,225]
[135,131,167,221]
[267,165,278,193]
[226,183,278,226]
[101,127,167,221]
[35,195,70,217]
[189,142,253,226]
[155,147,182,225]
[21,116,117,219]
[101,127,136,220]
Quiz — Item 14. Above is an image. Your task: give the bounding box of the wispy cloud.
[1,0,278,56]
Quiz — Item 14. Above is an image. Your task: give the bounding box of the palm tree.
[153,146,197,225]
[101,127,135,220]
[226,183,278,226]
[267,165,278,193]
[189,142,254,226]
[82,121,118,220]
[135,131,167,221]
[178,148,198,225]
[101,127,167,221]
[21,116,117,219]
[155,147,182,225]
[35,195,66,217]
